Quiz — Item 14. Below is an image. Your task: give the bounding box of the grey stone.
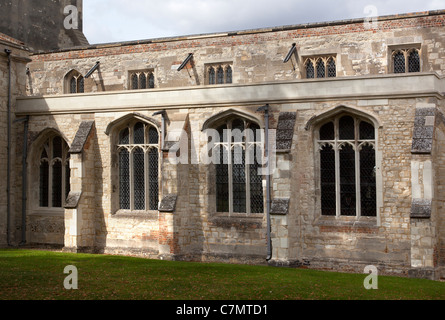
[69,121,95,154]
[64,192,82,209]
[410,199,432,219]
[159,194,178,212]
[270,198,290,215]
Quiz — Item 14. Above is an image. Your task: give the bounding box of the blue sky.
[83,0,445,44]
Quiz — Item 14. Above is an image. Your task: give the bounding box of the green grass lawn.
[0,249,444,300]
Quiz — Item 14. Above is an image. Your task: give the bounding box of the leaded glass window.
[117,122,159,211]
[304,56,336,79]
[392,48,421,74]
[69,74,84,94]
[39,135,70,208]
[408,50,420,73]
[317,115,377,217]
[393,51,406,73]
[306,60,315,79]
[207,63,233,85]
[213,118,264,214]
[129,70,155,90]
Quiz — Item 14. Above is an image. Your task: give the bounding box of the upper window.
[317,115,376,217]
[129,70,155,90]
[304,56,336,79]
[207,63,233,85]
[392,48,421,73]
[117,122,159,211]
[65,70,84,94]
[39,135,71,208]
[213,118,264,214]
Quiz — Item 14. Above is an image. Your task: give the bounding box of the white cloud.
[83,0,445,44]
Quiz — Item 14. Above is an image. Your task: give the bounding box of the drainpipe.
[257,104,272,261]
[5,49,12,246]
[14,116,29,246]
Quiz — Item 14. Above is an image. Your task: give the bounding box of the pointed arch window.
[129,70,155,90]
[392,48,421,73]
[213,118,264,214]
[304,56,336,79]
[207,63,233,85]
[65,70,84,94]
[117,122,159,211]
[39,135,70,208]
[318,115,376,217]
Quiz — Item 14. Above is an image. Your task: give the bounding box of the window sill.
[112,210,158,220]
[29,208,65,217]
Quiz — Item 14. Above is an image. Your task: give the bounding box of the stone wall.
[0,37,29,246]
[5,10,445,279]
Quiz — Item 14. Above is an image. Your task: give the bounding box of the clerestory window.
[39,136,71,208]
[304,56,336,79]
[65,70,84,94]
[117,122,159,211]
[213,118,264,214]
[207,63,233,85]
[392,48,421,73]
[129,70,155,90]
[317,115,377,217]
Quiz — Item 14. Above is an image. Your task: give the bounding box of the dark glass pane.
[340,144,356,216]
[320,122,335,140]
[119,149,130,210]
[360,121,375,140]
[306,60,315,79]
[394,51,405,73]
[65,160,71,200]
[408,50,420,73]
[133,148,145,210]
[250,139,264,214]
[327,58,336,78]
[226,66,232,84]
[149,148,159,210]
[134,122,145,144]
[53,136,63,159]
[131,73,139,90]
[217,125,228,143]
[39,161,49,207]
[78,77,84,93]
[52,160,63,207]
[140,73,147,89]
[149,73,155,88]
[231,119,245,143]
[216,145,229,212]
[41,148,48,160]
[320,145,336,216]
[339,116,355,140]
[217,66,224,84]
[316,59,325,78]
[149,127,159,144]
[70,77,77,94]
[209,67,215,85]
[119,128,130,145]
[232,147,246,213]
[360,145,376,217]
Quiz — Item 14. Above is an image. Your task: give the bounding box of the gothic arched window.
[39,135,70,208]
[304,56,336,79]
[213,118,264,214]
[318,115,376,217]
[392,48,421,73]
[65,70,84,94]
[117,122,159,211]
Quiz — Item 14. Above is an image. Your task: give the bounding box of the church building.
[1,1,445,280]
